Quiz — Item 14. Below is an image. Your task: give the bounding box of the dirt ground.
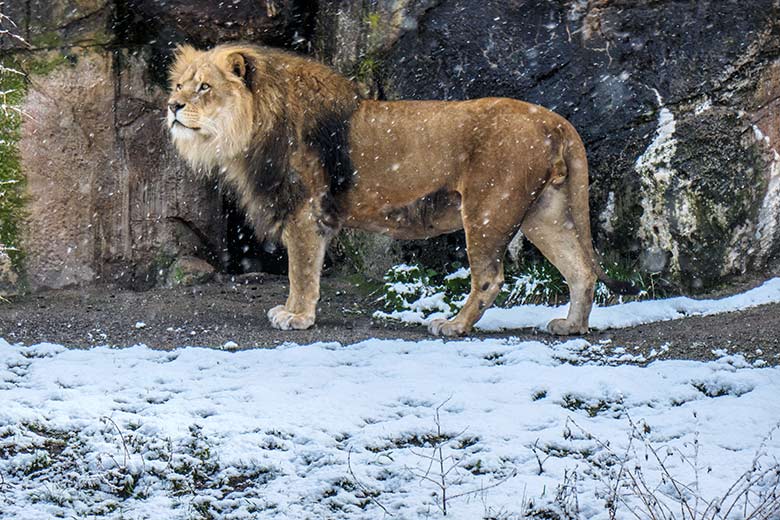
[1,273,779,365]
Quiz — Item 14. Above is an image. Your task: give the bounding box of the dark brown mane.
[238,46,361,238]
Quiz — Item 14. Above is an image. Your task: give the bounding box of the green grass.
[0,57,28,271]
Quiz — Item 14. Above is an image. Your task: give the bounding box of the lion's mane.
[168,43,360,239]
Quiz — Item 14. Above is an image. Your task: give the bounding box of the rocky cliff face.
[0,0,307,291]
[1,0,779,292]
[379,0,780,288]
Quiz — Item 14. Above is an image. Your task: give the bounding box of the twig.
[101,416,130,468]
[407,397,517,516]
[568,416,780,520]
[531,438,553,475]
[347,447,394,517]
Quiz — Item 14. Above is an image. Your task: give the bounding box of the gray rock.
[332,230,404,280]
[18,50,225,291]
[166,256,215,287]
[0,250,18,297]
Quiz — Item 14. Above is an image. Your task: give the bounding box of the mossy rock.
[331,230,404,280]
[668,111,768,288]
[166,256,215,287]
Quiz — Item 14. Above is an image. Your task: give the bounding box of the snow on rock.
[753,125,780,264]
[0,337,778,519]
[634,91,685,275]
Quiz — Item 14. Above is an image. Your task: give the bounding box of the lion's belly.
[343,187,463,240]
[343,101,475,238]
[342,97,566,239]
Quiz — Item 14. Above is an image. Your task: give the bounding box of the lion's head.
[167,45,256,171]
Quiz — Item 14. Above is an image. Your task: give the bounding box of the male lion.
[167,43,635,336]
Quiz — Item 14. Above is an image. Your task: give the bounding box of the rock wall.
[15,48,227,290]
[2,0,779,292]
[1,0,308,290]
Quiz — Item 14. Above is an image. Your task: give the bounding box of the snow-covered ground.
[378,277,780,332]
[1,335,779,519]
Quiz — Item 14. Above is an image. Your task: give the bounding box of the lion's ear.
[226,52,247,79]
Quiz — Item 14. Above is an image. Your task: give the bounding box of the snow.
[754,126,780,263]
[635,90,677,185]
[3,279,780,518]
[380,277,780,333]
[1,333,779,519]
[633,90,687,276]
[694,98,712,115]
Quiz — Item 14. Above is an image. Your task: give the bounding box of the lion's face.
[167,45,255,170]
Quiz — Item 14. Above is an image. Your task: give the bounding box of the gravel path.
[1,273,779,365]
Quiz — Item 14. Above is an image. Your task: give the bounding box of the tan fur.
[168,43,617,336]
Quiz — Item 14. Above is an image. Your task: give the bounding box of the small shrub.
[376,257,655,321]
[378,264,453,315]
[499,260,568,306]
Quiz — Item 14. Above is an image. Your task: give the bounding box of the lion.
[166,43,636,337]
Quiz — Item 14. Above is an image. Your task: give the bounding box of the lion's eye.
[176,84,182,91]
[199,83,211,92]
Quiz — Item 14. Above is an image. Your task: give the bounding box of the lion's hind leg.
[520,185,596,335]
[268,209,331,331]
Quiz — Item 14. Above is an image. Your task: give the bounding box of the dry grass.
[569,417,780,520]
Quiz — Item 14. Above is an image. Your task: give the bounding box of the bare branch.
[347,448,394,517]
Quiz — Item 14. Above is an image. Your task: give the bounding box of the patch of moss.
[365,12,381,31]
[30,24,113,50]
[86,29,113,47]
[355,55,380,83]
[24,52,73,76]
[344,273,383,297]
[152,250,176,275]
[173,265,185,283]
[29,30,63,49]
[352,11,386,90]
[0,57,28,271]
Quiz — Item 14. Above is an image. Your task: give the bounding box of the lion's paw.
[267,305,287,321]
[268,306,315,331]
[546,318,587,336]
[428,318,469,337]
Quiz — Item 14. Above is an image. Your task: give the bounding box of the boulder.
[166,255,215,287]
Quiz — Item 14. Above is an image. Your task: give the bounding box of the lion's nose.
[168,102,185,114]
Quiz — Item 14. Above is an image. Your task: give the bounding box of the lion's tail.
[562,129,640,296]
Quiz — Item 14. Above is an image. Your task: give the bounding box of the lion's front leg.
[268,212,331,331]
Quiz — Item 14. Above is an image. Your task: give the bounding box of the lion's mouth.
[172,120,201,131]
